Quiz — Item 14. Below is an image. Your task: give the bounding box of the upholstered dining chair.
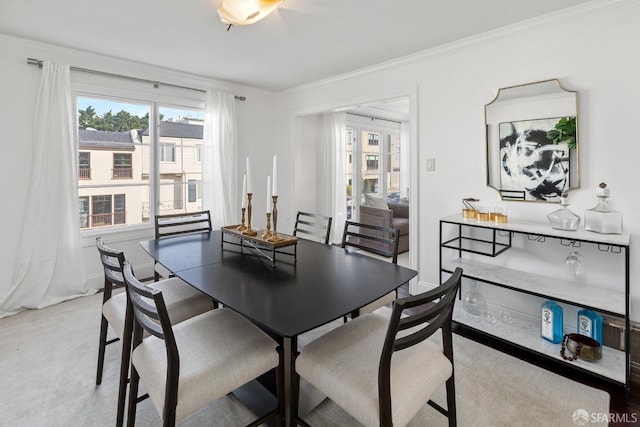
[292,267,462,427]
[122,261,283,427]
[95,237,214,427]
[293,211,333,245]
[153,210,212,280]
[341,221,400,317]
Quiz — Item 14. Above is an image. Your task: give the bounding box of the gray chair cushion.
[297,313,452,427]
[102,277,213,339]
[132,308,279,423]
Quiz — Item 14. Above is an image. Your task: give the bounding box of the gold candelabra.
[267,195,283,242]
[242,193,257,236]
[237,208,247,231]
[263,213,272,239]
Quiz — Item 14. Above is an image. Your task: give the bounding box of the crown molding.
[281,0,639,95]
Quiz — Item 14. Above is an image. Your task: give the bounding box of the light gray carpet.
[0,293,609,426]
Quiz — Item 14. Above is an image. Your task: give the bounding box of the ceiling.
[0,0,591,92]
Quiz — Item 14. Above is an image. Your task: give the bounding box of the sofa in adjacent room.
[358,194,409,254]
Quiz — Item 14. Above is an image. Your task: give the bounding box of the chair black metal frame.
[378,267,461,426]
[153,210,212,280]
[95,236,125,386]
[292,267,462,427]
[95,237,136,427]
[341,220,400,264]
[341,221,400,319]
[293,211,333,245]
[123,261,284,427]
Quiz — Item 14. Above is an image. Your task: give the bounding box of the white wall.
[0,34,277,291]
[275,2,640,319]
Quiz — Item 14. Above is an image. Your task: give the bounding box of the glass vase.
[462,282,487,316]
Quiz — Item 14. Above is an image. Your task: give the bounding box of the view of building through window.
[345,122,401,220]
[77,96,204,230]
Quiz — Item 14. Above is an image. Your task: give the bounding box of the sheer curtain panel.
[2,61,91,318]
[322,112,347,244]
[203,90,238,229]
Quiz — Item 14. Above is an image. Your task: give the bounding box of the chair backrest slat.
[96,237,126,293]
[123,261,174,343]
[293,211,333,244]
[341,221,399,264]
[155,210,212,239]
[377,268,462,424]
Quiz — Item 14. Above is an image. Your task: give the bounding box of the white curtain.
[400,121,410,201]
[203,90,237,228]
[2,61,90,318]
[320,112,347,244]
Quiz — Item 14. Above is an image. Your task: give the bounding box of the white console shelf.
[440,214,630,391]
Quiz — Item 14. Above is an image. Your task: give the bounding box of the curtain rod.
[346,111,402,125]
[26,57,246,101]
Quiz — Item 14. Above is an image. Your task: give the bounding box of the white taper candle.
[266,176,272,214]
[272,155,278,196]
[241,174,247,209]
[246,157,252,193]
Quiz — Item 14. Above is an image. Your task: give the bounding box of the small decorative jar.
[584,183,623,234]
[462,198,478,219]
[547,192,580,231]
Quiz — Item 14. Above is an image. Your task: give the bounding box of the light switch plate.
[426,158,436,171]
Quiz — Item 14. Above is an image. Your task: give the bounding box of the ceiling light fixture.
[216,0,284,29]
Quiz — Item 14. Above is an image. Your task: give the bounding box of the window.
[76,94,204,231]
[344,120,402,222]
[79,196,89,228]
[366,154,379,169]
[114,194,126,224]
[188,179,197,203]
[113,153,132,178]
[160,143,176,162]
[92,195,112,227]
[78,152,91,179]
[83,194,126,227]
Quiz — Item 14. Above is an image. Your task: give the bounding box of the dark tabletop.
[140,231,417,338]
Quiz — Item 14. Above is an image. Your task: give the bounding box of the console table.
[439,214,630,396]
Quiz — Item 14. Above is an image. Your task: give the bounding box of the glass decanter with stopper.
[584,182,623,234]
[462,282,487,316]
[547,192,580,231]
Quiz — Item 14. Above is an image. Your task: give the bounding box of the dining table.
[140,228,418,425]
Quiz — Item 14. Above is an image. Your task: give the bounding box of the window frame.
[79,151,91,179]
[73,81,205,243]
[112,152,133,179]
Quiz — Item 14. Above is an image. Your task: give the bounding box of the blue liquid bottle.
[577,309,603,345]
[541,301,563,343]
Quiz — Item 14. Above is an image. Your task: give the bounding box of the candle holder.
[237,207,247,231]
[242,193,257,236]
[263,213,273,239]
[267,195,284,242]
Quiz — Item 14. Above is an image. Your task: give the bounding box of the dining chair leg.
[116,302,134,427]
[276,345,285,427]
[96,314,109,385]
[445,375,457,427]
[126,366,141,427]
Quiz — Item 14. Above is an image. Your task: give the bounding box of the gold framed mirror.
[485,79,578,202]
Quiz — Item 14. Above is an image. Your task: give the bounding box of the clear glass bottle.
[585,183,623,234]
[541,300,563,343]
[462,282,487,316]
[577,309,603,345]
[547,193,580,231]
